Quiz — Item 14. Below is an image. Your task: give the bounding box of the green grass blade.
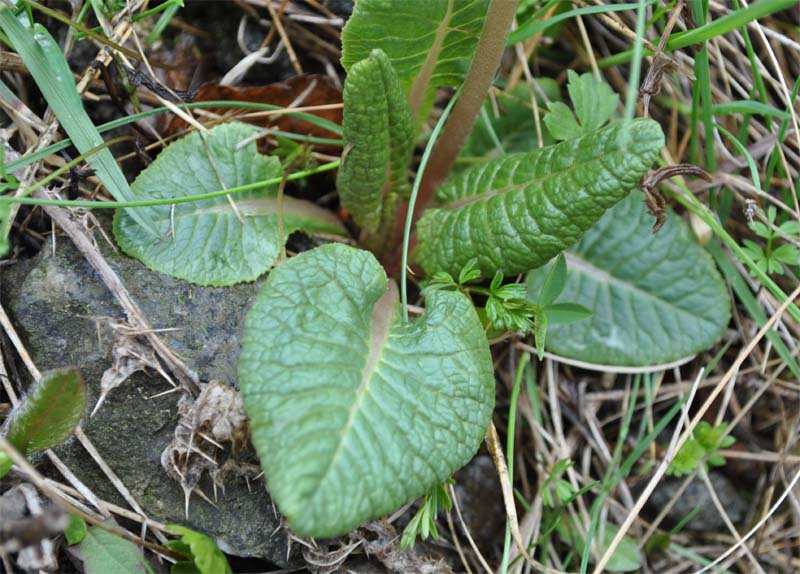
[666,0,795,51]
[507,2,655,46]
[3,100,342,174]
[0,6,159,236]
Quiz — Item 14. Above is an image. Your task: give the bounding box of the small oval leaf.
[416,119,664,279]
[526,191,731,365]
[4,367,85,454]
[239,243,494,537]
[72,525,149,574]
[114,122,346,287]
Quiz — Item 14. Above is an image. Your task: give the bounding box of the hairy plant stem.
[420,0,519,199]
[387,0,519,272]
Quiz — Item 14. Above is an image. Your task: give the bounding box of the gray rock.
[2,237,288,564]
[643,471,749,533]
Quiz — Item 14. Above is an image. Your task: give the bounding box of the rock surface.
[2,235,288,564]
[643,471,748,533]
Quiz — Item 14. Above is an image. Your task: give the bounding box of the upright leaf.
[72,526,149,574]
[4,368,85,454]
[416,119,664,278]
[337,49,414,237]
[114,122,346,286]
[526,192,731,365]
[341,0,489,122]
[239,243,494,537]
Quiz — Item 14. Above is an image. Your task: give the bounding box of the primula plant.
[1,0,731,542]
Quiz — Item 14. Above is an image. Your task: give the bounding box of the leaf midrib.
[564,252,716,324]
[407,0,454,122]
[308,282,398,505]
[441,149,584,210]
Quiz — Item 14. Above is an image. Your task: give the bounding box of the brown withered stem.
[641,164,712,232]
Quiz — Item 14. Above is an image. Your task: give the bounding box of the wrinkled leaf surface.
[239,244,494,536]
[114,122,345,286]
[416,119,664,278]
[527,192,730,365]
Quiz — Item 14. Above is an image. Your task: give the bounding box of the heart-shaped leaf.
[239,243,494,537]
[341,0,489,122]
[114,122,346,287]
[526,191,731,365]
[338,49,414,237]
[3,367,85,454]
[416,119,664,279]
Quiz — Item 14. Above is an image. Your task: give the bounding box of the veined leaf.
[239,243,494,537]
[114,122,346,287]
[4,368,85,454]
[72,525,149,574]
[526,192,731,365]
[341,0,489,122]
[416,119,664,278]
[338,49,414,236]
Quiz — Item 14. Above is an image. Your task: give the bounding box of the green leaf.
[341,0,489,122]
[65,515,88,545]
[545,302,592,325]
[0,449,11,478]
[239,243,494,537]
[668,439,705,477]
[416,119,664,279]
[73,526,150,574]
[534,310,547,360]
[165,525,231,574]
[0,8,158,237]
[337,49,414,236]
[526,191,731,365]
[4,368,85,455]
[538,254,567,307]
[558,520,643,572]
[114,122,345,286]
[544,71,618,141]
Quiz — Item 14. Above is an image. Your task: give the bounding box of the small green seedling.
[667,421,736,477]
[742,205,800,276]
[541,459,578,509]
[400,479,453,549]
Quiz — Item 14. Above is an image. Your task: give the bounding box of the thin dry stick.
[0,435,184,561]
[2,297,167,541]
[447,483,494,574]
[265,0,303,75]
[696,464,800,574]
[593,283,800,573]
[700,468,766,573]
[445,509,474,574]
[38,198,199,391]
[485,422,577,574]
